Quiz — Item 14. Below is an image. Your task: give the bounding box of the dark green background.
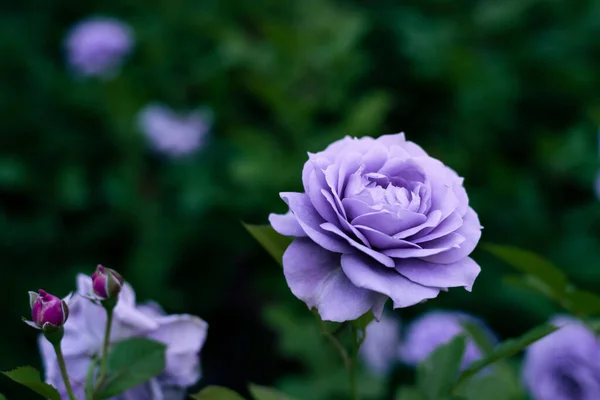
[2,0,600,398]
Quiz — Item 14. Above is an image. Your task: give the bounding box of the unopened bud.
[91,265,124,300]
[27,290,69,331]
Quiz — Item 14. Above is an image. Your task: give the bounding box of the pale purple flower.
[269,133,482,322]
[137,103,211,157]
[522,316,600,400]
[400,310,494,369]
[39,274,208,400]
[64,17,133,78]
[359,313,401,375]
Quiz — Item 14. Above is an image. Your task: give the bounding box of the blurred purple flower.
[400,310,494,369]
[523,316,600,400]
[39,274,208,400]
[64,17,133,78]
[270,133,482,322]
[137,103,211,157]
[359,313,401,376]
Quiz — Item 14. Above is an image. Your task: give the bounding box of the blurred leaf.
[190,386,246,400]
[456,324,559,388]
[0,393,6,400]
[249,383,296,400]
[84,356,99,399]
[1,366,60,400]
[243,223,292,267]
[456,369,524,400]
[563,289,600,316]
[396,387,425,400]
[351,310,375,331]
[459,320,495,355]
[97,338,166,399]
[485,244,567,298]
[417,335,467,400]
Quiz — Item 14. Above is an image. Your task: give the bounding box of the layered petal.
[283,238,385,322]
[341,254,439,308]
[395,257,481,291]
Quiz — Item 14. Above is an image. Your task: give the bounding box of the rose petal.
[412,212,463,243]
[321,189,370,247]
[351,210,426,236]
[421,208,482,264]
[361,143,389,173]
[356,225,421,250]
[396,257,481,291]
[280,192,349,253]
[320,222,395,268]
[283,238,385,322]
[306,168,339,222]
[146,314,207,386]
[394,210,442,239]
[341,254,440,308]
[383,233,465,258]
[269,211,307,237]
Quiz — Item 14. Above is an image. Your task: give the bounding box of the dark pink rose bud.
[28,290,69,331]
[91,265,124,300]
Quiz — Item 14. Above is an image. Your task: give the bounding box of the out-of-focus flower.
[522,316,600,400]
[400,310,494,369]
[270,133,482,322]
[64,16,133,78]
[91,265,124,300]
[26,290,69,331]
[39,274,208,399]
[359,313,401,376]
[137,103,212,157]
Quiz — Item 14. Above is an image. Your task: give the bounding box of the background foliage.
[2,0,600,398]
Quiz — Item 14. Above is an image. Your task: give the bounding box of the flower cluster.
[359,310,495,375]
[270,133,483,322]
[26,266,208,400]
[64,17,212,157]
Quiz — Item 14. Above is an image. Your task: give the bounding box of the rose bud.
[27,290,69,331]
[91,265,124,300]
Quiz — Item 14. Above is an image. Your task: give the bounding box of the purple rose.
[269,133,482,322]
[39,274,208,399]
[522,316,600,400]
[137,103,211,157]
[359,313,401,376]
[64,16,133,78]
[400,310,494,369]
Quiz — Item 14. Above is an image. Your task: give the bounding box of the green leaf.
[351,310,375,331]
[563,289,600,316]
[396,387,425,400]
[97,338,166,399]
[456,370,523,400]
[456,323,559,388]
[485,244,567,298]
[249,383,296,400]
[243,223,292,266]
[417,335,467,400]
[0,393,6,400]
[1,366,60,400]
[459,320,495,355]
[190,386,246,400]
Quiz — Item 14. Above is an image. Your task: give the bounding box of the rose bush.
[270,133,482,322]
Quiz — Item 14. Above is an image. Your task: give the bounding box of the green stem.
[53,344,77,400]
[349,326,359,400]
[98,306,114,380]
